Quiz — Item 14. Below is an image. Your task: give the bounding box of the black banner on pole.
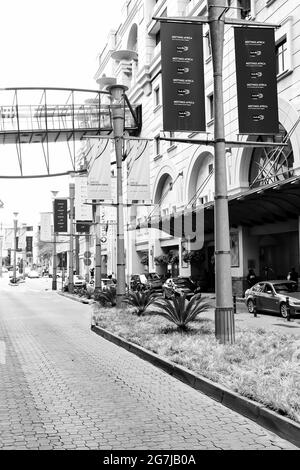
[54,199,68,233]
[161,22,206,132]
[76,221,91,233]
[234,27,279,135]
[26,236,32,253]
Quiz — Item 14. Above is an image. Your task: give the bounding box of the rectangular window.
[155,135,160,156]
[276,37,287,75]
[154,86,160,106]
[205,31,211,58]
[155,30,160,45]
[239,0,251,19]
[208,94,214,121]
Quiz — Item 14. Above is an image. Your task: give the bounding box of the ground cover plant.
[151,294,210,330]
[92,300,300,424]
[123,289,158,315]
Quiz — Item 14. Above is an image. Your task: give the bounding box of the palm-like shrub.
[150,293,210,330]
[94,286,117,307]
[123,289,157,315]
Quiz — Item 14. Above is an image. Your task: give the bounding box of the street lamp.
[68,183,75,294]
[107,84,128,308]
[12,212,19,283]
[51,190,59,290]
[208,0,235,343]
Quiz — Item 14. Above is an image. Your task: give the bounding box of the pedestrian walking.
[287,267,298,284]
[247,269,257,287]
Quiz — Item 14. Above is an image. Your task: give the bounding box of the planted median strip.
[91,300,300,448]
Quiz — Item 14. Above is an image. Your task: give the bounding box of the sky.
[0,0,124,229]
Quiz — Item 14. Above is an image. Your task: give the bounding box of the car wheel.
[280,302,288,318]
[247,299,255,314]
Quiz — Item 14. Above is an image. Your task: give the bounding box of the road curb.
[57,291,94,305]
[91,324,300,448]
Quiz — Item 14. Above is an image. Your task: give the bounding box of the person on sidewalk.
[247,269,257,288]
[287,267,298,285]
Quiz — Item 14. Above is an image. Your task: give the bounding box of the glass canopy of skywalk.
[0,87,141,177]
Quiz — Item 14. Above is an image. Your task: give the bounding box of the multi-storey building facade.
[90,0,300,295]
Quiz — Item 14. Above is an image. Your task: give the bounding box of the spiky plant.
[150,293,210,330]
[123,289,157,315]
[94,286,117,307]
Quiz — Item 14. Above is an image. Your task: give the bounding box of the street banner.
[76,221,91,233]
[234,27,279,134]
[26,236,33,254]
[3,228,14,250]
[87,140,112,200]
[161,22,206,132]
[18,227,27,250]
[40,212,52,242]
[54,199,68,233]
[126,139,150,203]
[75,175,93,221]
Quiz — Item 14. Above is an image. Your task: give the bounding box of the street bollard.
[233,294,236,314]
[253,297,257,317]
[286,296,291,322]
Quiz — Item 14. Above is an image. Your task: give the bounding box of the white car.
[27,270,40,278]
[63,274,87,291]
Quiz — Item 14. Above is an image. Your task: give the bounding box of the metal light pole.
[12,212,18,283]
[208,0,235,343]
[95,232,102,294]
[68,182,75,294]
[108,84,127,307]
[51,190,59,290]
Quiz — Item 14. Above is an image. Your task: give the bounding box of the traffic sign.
[84,251,91,258]
[83,258,92,266]
[100,237,107,243]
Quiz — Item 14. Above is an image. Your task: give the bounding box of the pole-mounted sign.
[234,27,279,134]
[76,221,91,233]
[161,22,206,132]
[25,236,32,253]
[54,199,68,233]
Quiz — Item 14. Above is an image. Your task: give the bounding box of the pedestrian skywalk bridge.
[0,87,140,177]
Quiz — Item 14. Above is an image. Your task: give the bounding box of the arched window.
[249,124,294,188]
[127,23,138,52]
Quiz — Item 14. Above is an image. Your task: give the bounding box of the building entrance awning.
[204,175,300,233]
[135,176,300,237]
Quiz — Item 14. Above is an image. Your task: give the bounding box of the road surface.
[0,275,297,450]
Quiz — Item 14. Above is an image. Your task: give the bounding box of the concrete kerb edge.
[91,324,300,448]
[57,291,93,305]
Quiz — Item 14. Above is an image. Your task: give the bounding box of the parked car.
[145,273,164,292]
[162,277,201,300]
[27,270,40,278]
[130,274,149,291]
[244,280,300,318]
[63,274,87,291]
[8,271,23,282]
[101,278,116,291]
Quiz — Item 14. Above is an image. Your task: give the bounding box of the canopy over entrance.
[204,175,300,233]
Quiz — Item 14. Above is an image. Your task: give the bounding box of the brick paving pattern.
[0,280,298,450]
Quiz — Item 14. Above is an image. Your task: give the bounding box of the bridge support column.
[108,85,128,308]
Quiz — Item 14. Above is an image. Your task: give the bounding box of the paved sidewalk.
[200,293,300,337]
[0,282,297,450]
